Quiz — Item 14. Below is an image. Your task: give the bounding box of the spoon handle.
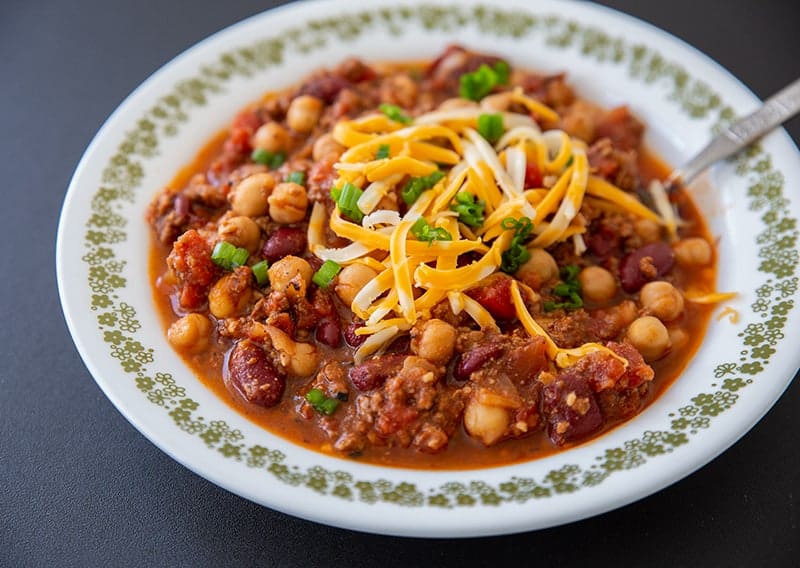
[671,77,800,186]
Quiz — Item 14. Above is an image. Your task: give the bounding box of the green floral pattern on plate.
[82,5,796,508]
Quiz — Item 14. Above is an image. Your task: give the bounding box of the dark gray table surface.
[2,0,798,566]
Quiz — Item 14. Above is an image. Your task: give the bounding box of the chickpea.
[640,281,685,322]
[411,319,457,365]
[312,133,345,162]
[480,92,513,112]
[218,216,261,253]
[626,316,671,361]
[268,182,308,224]
[634,218,662,243]
[286,95,323,133]
[335,263,378,307]
[464,398,509,446]
[268,256,313,299]
[208,270,252,319]
[265,325,319,377]
[674,237,712,267]
[515,248,559,290]
[437,98,479,111]
[251,121,289,153]
[578,266,617,304]
[230,172,274,217]
[167,313,212,352]
[669,327,689,351]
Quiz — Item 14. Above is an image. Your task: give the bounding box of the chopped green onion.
[312,259,342,288]
[493,60,510,84]
[410,217,452,244]
[477,113,504,144]
[543,264,583,312]
[499,217,534,274]
[401,170,445,205]
[330,182,364,223]
[379,103,412,124]
[375,144,391,160]
[565,155,574,168]
[287,171,306,185]
[305,388,340,415]
[211,241,249,270]
[230,247,249,267]
[450,192,485,228]
[251,260,269,285]
[459,61,511,101]
[251,148,286,169]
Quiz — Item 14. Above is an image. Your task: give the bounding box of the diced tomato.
[225,109,261,155]
[466,275,517,320]
[167,230,218,310]
[524,162,542,188]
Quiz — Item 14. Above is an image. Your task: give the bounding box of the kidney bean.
[227,340,285,407]
[466,276,517,320]
[262,227,307,262]
[618,242,674,293]
[316,317,341,347]
[452,342,504,381]
[349,354,406,391]
[542,371,603,446]
[385,335,410,355]
[173,193,190,217]
[344,321,366,347]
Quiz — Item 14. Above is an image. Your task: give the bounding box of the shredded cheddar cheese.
[309,99,690,363]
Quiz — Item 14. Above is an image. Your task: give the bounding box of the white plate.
[56,0,800,537]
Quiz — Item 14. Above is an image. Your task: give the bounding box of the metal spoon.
[667,77,800,190]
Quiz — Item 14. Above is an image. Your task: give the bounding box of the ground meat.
[595,106,644,151]
[596,383,650,421]
[587,137,640,191]
[543,301,637,348]
[559,99,603,143]
[306,154,338,203]
[514,72,576,110]
[338,356,466,453]
[146,173,228,245]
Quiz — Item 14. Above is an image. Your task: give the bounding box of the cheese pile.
[307,90,666,364]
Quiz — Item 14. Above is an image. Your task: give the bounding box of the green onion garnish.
[305,388,340,415]
[459,61,511,101]
[287,171,306,185]
[477,113,504,144]
[251,148,286,169]
[330,182,364,223]
[499,217,533,274]
[543,265,583,312]
[251,260,269,285]
[410,217,452,244]
[375,144,391,160]
[312,259,342,289]
[401,170,445,205]
[211,241,249,270]
[379,103,412,124]
[449,192,486,228]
